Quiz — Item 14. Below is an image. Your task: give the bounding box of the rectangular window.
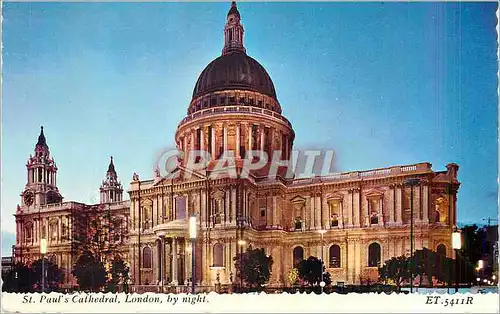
[260,208,266,217]
[196,128,202,150]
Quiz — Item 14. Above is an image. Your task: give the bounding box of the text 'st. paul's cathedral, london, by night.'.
[14,2,460,290]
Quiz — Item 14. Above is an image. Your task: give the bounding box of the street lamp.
[318,230,327,293]
[404,178,421,293]
[237,239,246,292]
[40,238,47,293]
[189,215,197,294]
[452,229,462,293]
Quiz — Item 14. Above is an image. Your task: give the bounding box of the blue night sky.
[1,2,498,256]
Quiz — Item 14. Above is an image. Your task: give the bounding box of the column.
[348,191,353,227]
[248,124,252,151]
[354,240,361,284]
[302,201,306,231]
[33,219,38,243]
[378,198,384,226]
[171,237,178,285]
[183,136,187,154]
[338,201,344,228]
[68,215,72,241]
[160,236,165,283]
[191,129,195,151]
[346,239,355,284]
[260,125,265,151]
[422,184,429,223]
[395,185,403,225]
[414,185,421,223]
[185,194,190,217]
[322,199,329,229]
[201,190,206,224]
[310,194,316,229]
[231,187,236,224]
[389,187,395,225]
[305,197,311,230]
[211,126,216,158]
[315,195,321,229]
[200,126,205,152]
[363,197,369,227]
[184,240,189,285]
[353,189,360,227]
[223,124,228,152]
[272,195,278,226]
[58,216,62,243]
[201,240,208,285]
[236,124,240,158]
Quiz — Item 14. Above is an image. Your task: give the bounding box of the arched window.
[293,246,304,267]
[142,246,152,269]
[329,245,341,268]
[368,243,381,267]
[436,244,447,272]
[437,244,446,258]
[213,243,224,267]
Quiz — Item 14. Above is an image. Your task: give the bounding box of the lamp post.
[189,215,197,294]
[40,238,47,293]
[452,229,462,293]
[404,178,421,293]
[237,239,246,292]
[318,230,327,293]
[476,260,484,285]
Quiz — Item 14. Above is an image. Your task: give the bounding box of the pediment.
[290,195,306,203]
[152,165,207,186]
[326,193,344,201]
[365,189,384,198]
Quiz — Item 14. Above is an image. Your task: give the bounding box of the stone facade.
[13,2,460,289]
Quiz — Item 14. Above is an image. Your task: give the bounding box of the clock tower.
[22,126,63,209]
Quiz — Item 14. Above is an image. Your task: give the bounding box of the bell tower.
[222,1,246,56]
[99,156,123,204]
[22,126,62,208]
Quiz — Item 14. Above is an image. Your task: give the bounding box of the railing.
[38,201,86,210]
[178,105,293,128]
[292,162,432,186]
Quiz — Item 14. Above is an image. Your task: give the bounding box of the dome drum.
[188,89,281,115]
[175,113,294,165]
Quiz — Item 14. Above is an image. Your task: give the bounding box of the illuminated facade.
[14,2,460,289]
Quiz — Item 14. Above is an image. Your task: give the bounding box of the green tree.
[1,262,33,293]
[234,247,273,290]
[107,256,130,293]
[297,256,332,287]
[31,258,64,292]
[378,255,410,291]
[72,250,107,292]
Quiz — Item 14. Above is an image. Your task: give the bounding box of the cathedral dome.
[192,51,277,100]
